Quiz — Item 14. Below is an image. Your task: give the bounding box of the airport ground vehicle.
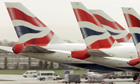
[23,70,37,78]
[106,72,133,79]
[65,74,81,84]
[37,71,60,81]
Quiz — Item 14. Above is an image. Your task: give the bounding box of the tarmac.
[0,74,137,84]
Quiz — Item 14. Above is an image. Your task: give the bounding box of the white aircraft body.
[3,2,140,80]
[3,2,125,73]
[71,2,140,72]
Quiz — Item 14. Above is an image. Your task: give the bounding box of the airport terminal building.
[0,53,59,69]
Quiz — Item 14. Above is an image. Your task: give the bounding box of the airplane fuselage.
[21,43,140,72]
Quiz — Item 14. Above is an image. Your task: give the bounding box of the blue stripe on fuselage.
[65,63,123,73]
[118,67,140,72]
[65,63,140,72]
[80,27,104,39]
[14,26,41,38]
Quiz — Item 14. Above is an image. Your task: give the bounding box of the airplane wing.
[87,49,109,57]
[22,45,55,53]
[0,45,58,53]
[0,46,13,53]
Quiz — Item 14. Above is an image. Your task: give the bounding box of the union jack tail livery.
[89,10,131,43]
[71,2,119,49]
[5,3,64,47]
[122,8,140,57]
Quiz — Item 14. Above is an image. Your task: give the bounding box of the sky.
[0,0,140,42]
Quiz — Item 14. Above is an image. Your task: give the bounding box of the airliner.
[71,2,139,69]
[122,7,140,66]
[3,2,124,73]
[3,2,140,80]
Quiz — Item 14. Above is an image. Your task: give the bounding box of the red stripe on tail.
[124,14,140,28]
[7,8,46,27]
[116,33,131,42]
[94,14,125,30]
[87,36,115,49]
[25,31,54,46]
[73,9,103,27]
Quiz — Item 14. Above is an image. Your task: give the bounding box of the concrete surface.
[0,74,137,84]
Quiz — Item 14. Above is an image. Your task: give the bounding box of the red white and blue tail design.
[89,10,131,43]
[122,8,140,57]
[5,3,64,46]
[71,2,119,49]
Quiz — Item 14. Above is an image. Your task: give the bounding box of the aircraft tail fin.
[5,2,64,46]
[89,10,131,43]
[71,2,119,49]
[122,7,140,57]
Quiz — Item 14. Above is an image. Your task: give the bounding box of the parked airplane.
[3,2,140,80]
[3,2,124,72]
[71,2,140,72]
[122,8,140,66]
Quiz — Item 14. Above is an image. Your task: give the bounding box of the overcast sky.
[0,0,140,42]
